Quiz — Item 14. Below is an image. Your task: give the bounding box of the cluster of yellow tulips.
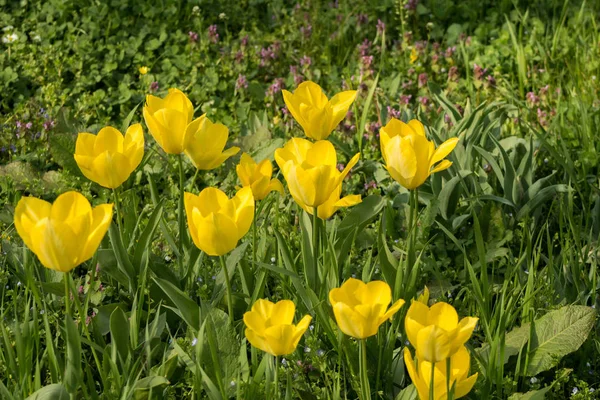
[13,79,468,399]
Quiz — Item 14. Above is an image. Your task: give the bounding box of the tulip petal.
[232,186,255,238]
[251,298,275,319]
[148,108,188,154]
[75,133,97,156]
[332,302,367,338]
[236,153,256,186]
[450,317,478,354]
[50,192,92,224]
[405,301,430,347]
[263,324,300,356]
[430,137,459,167]
[245,328,270,354]
[282,89,309,132]
[30,219,79,272]
[453,373,478,399]
[14,197,51,251]
[145,94,165,114]
[270,300,296,325]
[428,302,459,331]
[94,126,124,154]
[407,119,426,136]
[164,88,194,123]
[306,140,337,167]
[292,315,312,348]
[192,211,239,256]
[404,348,430,400]
[80,204,113,263]
[267,178,284,195]
[359,280,392,306]
[430,160,452,174]
[329,278,364,307]
[90,151,132,188]
[123,123,145,170]
[380,298,405,323]
[243,311,268,335]
[196,187,234,218]
[328,90,357,132]
[416,325,451,363]
[385,135,418,187]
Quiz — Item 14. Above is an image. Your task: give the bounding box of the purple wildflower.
[208,25,219,44]
[236,74,248,90]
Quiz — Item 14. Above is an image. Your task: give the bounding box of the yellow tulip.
[274,138,359,208]
[380,118,458,190]
[139,66,149,75]
[184,115,240,170]
[184,187,254,256]
[329,278,405,339]
[404,346,478,400]
[14,191,113,272]
[143,88,199,154]
[410,48,418,64]
[236,153,284,201]
[282,81,357,140]
[74,124,144,189]
[244,299,312,356]
[405,301,478,363]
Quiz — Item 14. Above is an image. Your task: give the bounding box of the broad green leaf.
[133,376,169,399]
[153,277,201,331]
[25,384,69,400]
[508,386,551,400]
[110,307,130,367]
[132,200,164,272]
[64,316,82,395]
[526,305,596,376]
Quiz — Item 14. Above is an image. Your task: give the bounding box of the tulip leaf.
[64,316,82,395]
[133,375,169,394]
[395,384,418,400]
[109,307,130,367]
[300,211,317,290]
[507,387,551,400]
[358,73,379,154]
[526,305,596,376]
[108,224,137,290]
[25,384,69,400]
[121,102,142,133]
[516,184,569,220]
[132,200,164,272]
[153,277,201,332]
[428,81,462,124]
[336,195,385,268]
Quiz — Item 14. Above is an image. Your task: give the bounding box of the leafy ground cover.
[1,0,600,399]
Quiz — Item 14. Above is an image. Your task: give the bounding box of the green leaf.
[516,184,569,220]
[526,305,596,376]
[110,307,130,366]
[153,277,201,331]
[64,316,82,394]
[108,224,137,290]
[25,384,69,400]
[133,376,169,398]
[132,201,164,272]
[507,387,551,400]
[121,102,142,133]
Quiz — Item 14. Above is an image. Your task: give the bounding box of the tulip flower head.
[143,88,199,154]
[184,115,240,170]
[244,299,312,356]
[307,183,362,220]
[282,81,357,140]
[329,278,405,339]
[236,153,284,201]
[14,192,113,272]
[404,346,478,400]
[184,187,254,256]
[274,138,359,208]
[380,119,458,190]
[74,124,144,189]
[405,301,478,363]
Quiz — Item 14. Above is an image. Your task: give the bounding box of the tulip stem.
[112,188,123,242]
[274,355,280,399]
[429,359,435,400]
[178,154,186,278]
[219,255,234,322]
[252,204,257,268]
[359,339,371,400]
[312,207,319,290]
[64,273,70,317]
[446,357,453,400]
[188,168,200,192]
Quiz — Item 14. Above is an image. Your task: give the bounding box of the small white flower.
[2,33,18,44]
[31,33,41,42]
[192,5,200,15]
[230,380,236,387]
[270,257,276,263]
[191,338,198,346]
[530,377,538,384]
[219,13,227,20]
[2,25,14,32]
[304,346,311,353]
